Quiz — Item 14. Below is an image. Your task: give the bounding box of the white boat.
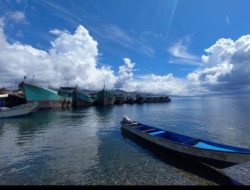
[0,102,39,119]
[121,116,250,169]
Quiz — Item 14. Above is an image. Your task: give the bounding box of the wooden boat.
[0,102,38,118]
[120,116,250,169]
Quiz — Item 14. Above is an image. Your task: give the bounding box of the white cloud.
[168,36,201,65]
[225,14,230,25]
[5,11,27,24]
[0,22,186,95]
[114,58,189,95]
[115,58,135,89]
[0,24,116,89]
[92,24,155,57]
[187,35,250,92]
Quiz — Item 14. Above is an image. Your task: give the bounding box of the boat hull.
[72,92,92,107]
[96,90,115,106]
[121,122,250,168]
[19,82,70,109]
[37,100,71,109]
[0,102,38,118]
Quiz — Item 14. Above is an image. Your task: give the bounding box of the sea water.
[0,95,250,185]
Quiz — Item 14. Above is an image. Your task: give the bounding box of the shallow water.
[0,95,250,185]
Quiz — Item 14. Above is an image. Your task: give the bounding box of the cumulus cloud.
[0,23,116,89]
[0,22,185,95]
[115,58,135,89]
[187,35,250,92]
[113,58,188,95]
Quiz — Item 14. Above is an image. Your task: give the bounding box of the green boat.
[73,91,93,107]
[18,82,70,109]
[95,86,115,106]
[58,87,93,107]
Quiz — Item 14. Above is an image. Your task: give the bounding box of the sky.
[1,0,250,95]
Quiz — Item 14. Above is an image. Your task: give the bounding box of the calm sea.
[0,95,250,185]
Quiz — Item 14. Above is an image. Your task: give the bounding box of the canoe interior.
[132,123,250,154]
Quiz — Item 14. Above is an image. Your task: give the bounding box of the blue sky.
[1,0,250,95]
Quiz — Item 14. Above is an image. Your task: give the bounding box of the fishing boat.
[120,116,250,169]
[95,86,115,106]
[18,82,70,109]
[0,102,38,119]
[114,94,125,105]
[135,94,145,104]
[72,91,93,107]
[58,87,93,107]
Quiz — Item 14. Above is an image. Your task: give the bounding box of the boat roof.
[0,94,8,98]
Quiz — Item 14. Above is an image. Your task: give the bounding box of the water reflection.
[94,106,113,117]
[0,95,250,185]
[120,129,234,185]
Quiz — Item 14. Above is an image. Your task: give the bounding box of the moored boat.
[95,86,115,106]
[120,116,250,169]
[72,91,93,107]
[114,94,125,105]
[58,87,94,107]
[0,102,38,118]
[125,96,136,104]
[135,94,145,104]
[18,82,70,109]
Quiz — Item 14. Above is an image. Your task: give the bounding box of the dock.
[221,161,250,185]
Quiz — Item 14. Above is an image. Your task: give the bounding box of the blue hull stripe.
[149,130,165,135]
[194,141,237,152]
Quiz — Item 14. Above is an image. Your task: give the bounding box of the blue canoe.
[120,116,250,169]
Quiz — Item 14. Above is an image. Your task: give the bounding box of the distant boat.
[0,102,38,119]
[121,116,250,169]
[135,94,145,104]
[58,87,93,107]
[95,86,115,106]
[125,96,136,104]
[18,82,70,109]
[72,91,93,107]
[114,94,125,105]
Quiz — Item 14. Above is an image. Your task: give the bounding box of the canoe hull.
[121,122,250,168]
